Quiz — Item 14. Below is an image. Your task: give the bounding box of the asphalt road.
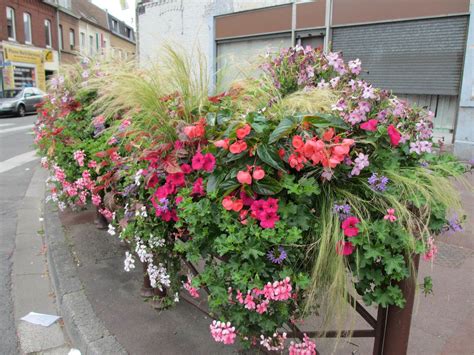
[0,114,39,354]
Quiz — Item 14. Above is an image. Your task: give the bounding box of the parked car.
[0,87,46,117]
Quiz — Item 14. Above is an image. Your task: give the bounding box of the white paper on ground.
[21,312,61,327]
[68,349,81,355]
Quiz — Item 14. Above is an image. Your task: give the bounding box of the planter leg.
[140,263,154,298]
[382,255,420,355]
[151,287,167,310]
[94,207,108,230]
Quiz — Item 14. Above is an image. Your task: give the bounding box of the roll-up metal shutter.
[332,16,469,95]
[217,34,292,89]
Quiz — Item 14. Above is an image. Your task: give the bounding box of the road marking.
[0,124,34,134]
[0,151,39,174]
[0,123,14,128]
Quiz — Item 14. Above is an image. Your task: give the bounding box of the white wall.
[78,21,111,57]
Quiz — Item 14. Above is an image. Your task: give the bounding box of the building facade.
[0,0,60,92]
[137,0,473,159]
[108,13,136,59]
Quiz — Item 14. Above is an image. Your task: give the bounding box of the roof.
[71,0,109,30]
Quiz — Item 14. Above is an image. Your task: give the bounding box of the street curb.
[44,200,127,355]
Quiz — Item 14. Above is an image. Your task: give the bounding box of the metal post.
[382,255,420,355]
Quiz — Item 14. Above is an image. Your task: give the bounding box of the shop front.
[0,42,58,95]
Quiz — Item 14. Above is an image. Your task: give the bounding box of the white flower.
[107,224,116,236]
[124,252,135,272]
[134,169,143,186]
[174,292,180,303]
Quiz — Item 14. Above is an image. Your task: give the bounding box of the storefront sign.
[2,44,46,91]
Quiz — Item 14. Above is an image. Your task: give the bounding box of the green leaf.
[252,176,282,195]
[384,255,405,276]
[256,144,286,172]
[206,174,220,193]
[302,113,349,129]
[268,117,298,144]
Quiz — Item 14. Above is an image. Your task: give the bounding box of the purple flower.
[351,153,369,176]
[368,173,389,192]
[157,198,169,213]
[267,246,287,264]
[334,203,351,220]
[448,214,463,233]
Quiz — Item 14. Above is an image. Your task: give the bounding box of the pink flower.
[214,139,229,150]
[244,293,256,310]
[387,124,401,146]
[259,211,279,229]
[360,119,378,131]
[240,190,255,206]
[423,236,438,262]
[252,167,265,180]
[236,124,251,139]
[92,194,101,206]
[202,153,216,172]
[181,164,192,174]
[191,152,205,170]
[88,160,97,168]
[166,172,185,187]
[231,199,243,212]
[336,240,355,256]
[229,140,247,154]
[265,198,279,213]
[210,321,237,345]
[237,171,252,185]
[256,300,269,314]
[192,178,205,196]
[184,277,200,299]
[73,150,85,167]
[289,334,317,355]
[341,216,360,237]
[99,208,113,220]
[222,196,234,211]
[175,196,183,205]
[384,208,397,222]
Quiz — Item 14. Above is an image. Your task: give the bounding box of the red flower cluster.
[288,131,354,171]
[236,166,265,185]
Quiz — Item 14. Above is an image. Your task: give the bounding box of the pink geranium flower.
[341,216,360,237]
[384,208,397,222]
[336,240,355,256]
[259,210,279,229]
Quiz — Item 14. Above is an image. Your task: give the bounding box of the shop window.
[24,13,32,44]
[59,25,64,50]
[70,29,75,50]
[7,7,16,41]
[13,67,36,89]
[45,20,52,48]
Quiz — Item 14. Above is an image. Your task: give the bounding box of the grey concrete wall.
[454,0,474,160]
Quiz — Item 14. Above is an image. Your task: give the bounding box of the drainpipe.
[56,5,61,64]
[291,1,297,46]
[323,0,333,53]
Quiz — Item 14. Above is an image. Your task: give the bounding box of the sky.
[91,0,137,29]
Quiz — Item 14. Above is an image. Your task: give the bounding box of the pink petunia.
[360,119,378,131]
[192,152,205,170]
[387,125,401,146]
[202,153,216,172]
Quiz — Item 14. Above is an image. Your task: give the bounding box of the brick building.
[0,0,59,92]
[137,0,473,159]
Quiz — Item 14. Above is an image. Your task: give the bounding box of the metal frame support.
[324,0,333,53]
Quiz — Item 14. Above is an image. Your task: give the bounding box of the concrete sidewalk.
[48,173,473,355]
[12,166,74,354]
